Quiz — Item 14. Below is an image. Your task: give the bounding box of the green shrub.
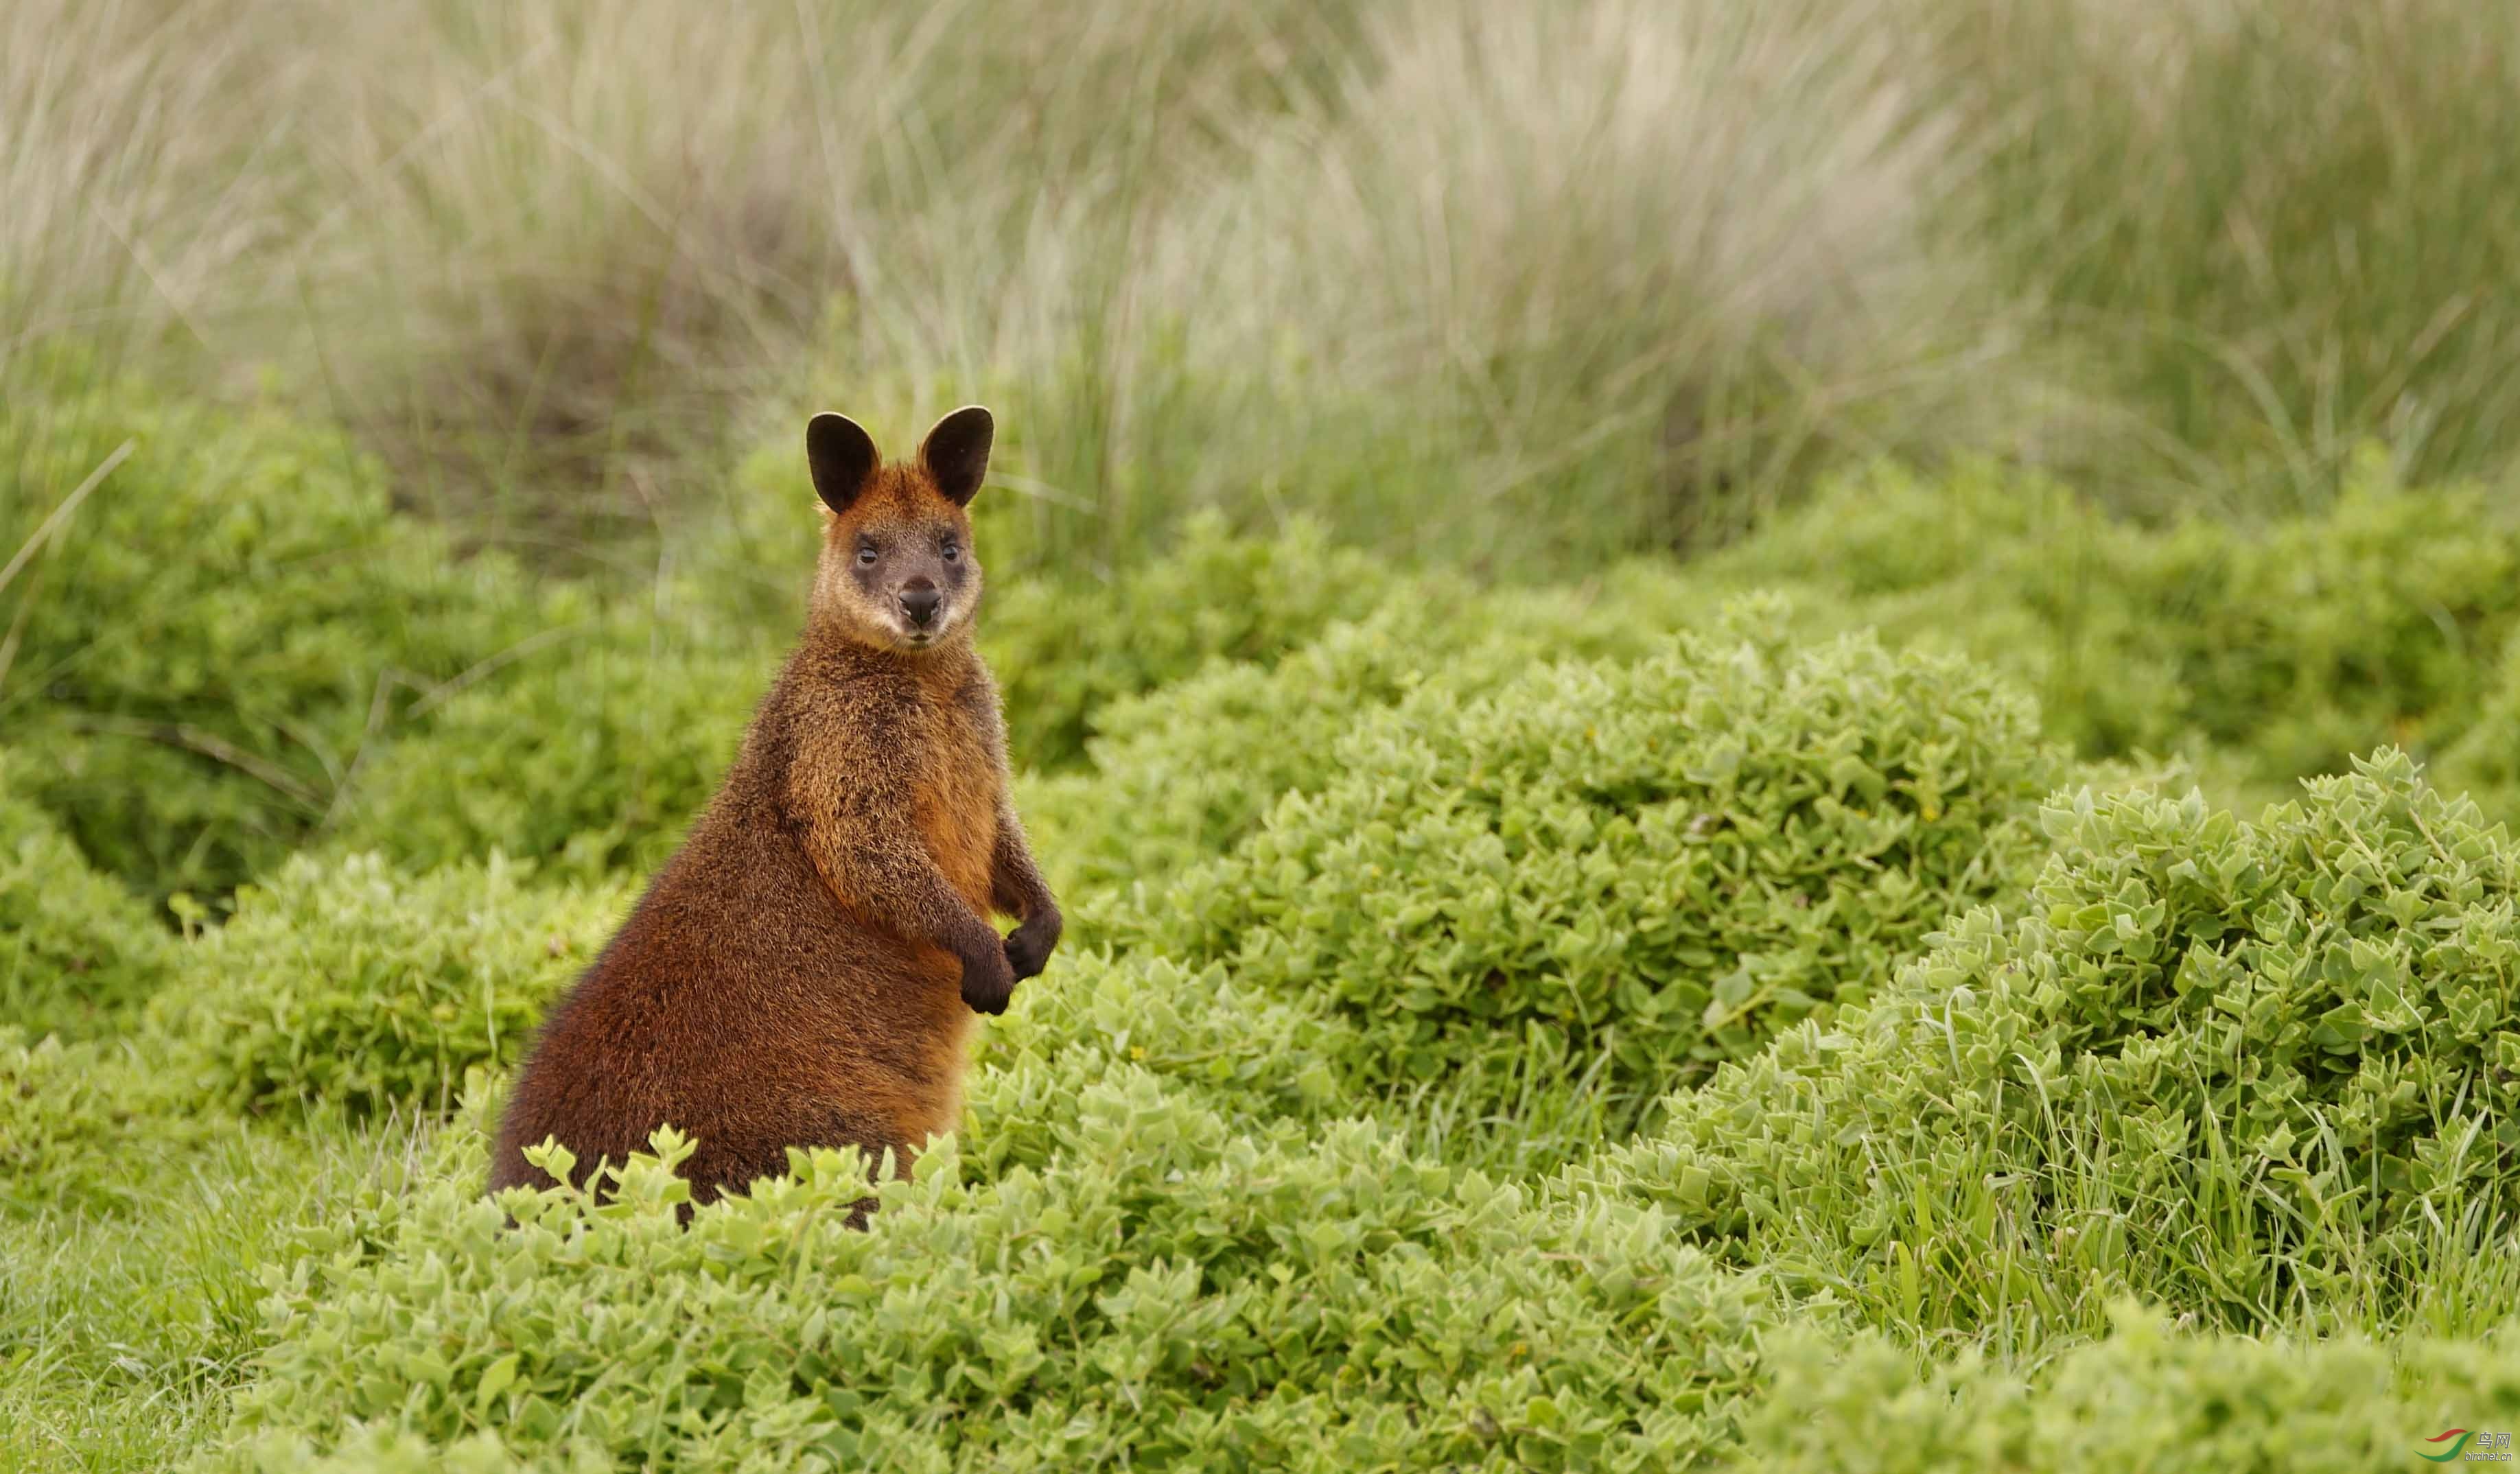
[0,383,557,904]
[967,949,1362,1171]
[211,1078,1776,1473]
[326,609,774,880]
[2436,632,2520,826]
[1023,565,1727,897]
[1736,1307,2520,1474]
[1696,463,2177,765]
[983,513,1399,772]
[149,855,630,1119]
[1016,590,1475,895]
[207,1430,530,1474]
[1711,456,2520,798]
[1591,750,2520,1340]
[0,753,175,1039]
[1128,618,2075,1125]
[2184,464,2520,782]
[0,1029,119,1202]
[0,1029,189,1213]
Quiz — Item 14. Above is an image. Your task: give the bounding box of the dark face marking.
[847,512,975,648]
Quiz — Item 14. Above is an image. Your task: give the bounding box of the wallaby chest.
[887,665,1001,916]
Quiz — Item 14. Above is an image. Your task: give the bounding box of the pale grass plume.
[1004,0,2063,562]
[0,0,303,374]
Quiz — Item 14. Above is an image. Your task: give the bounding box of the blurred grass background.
[10,0,2515,576]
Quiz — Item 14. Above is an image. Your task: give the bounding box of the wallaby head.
[806,406,994,653]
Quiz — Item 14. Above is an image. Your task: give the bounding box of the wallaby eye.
[856,542,878,566]
[941,539,960,563]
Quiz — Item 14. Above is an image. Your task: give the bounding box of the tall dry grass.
[805,0,2048,571]
[5,0,1353,553]
[0,0,301,377]
[267,0,1356,554]
[5,0,2517,574]
[1092,0,2038,563]
[1945,0,2520,514]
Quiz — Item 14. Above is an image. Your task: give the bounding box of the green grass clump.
[1736,1308,2520,1473]
[1592,749,2520,1342]
[1130,619,2075,1130]
[211,1081,1774,1472]
[0,755,175,1039]
[0,1112,450,1471]
[148,855,629,1120]
[0,383,553,906]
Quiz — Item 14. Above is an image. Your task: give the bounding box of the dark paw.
[1005,909,1062,981]
[959,941,1017,1016]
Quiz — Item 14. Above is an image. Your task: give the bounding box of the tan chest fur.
[905,670,1001,917]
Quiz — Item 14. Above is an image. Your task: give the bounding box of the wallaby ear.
[918,406,994,508]
[806,412,879,514]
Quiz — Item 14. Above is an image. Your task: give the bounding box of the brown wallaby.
[489,406,1060,1213]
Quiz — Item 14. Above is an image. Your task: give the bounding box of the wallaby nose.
[900,580,942,628]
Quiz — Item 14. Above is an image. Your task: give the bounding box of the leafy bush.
[1738,1308,2520,1474]
[1696,463,2172,758]
[968,949,1363,1169]
[983,513,1399,772]
[2182,468,2520,782]
[0,754,174,1039]
[0,383,555,904]
[2436,632,2520,824]
[1016,590,1472,893]
[1590,750,2520,1339]
[325,609,773,880]
[1128,618,2075,1121]
[211,1079,1775,1472]
[149,855,630,1119]
[1710,456,2520,802]
[0,1026,211,1215]
[1023,565,1725,896]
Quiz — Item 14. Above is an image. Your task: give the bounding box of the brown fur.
[489,406,1060,1214]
